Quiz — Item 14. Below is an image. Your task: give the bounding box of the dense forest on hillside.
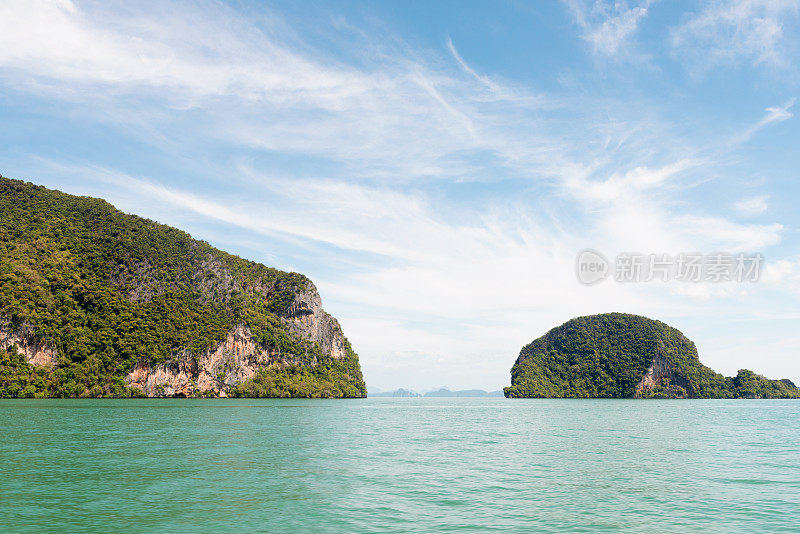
[0,176,365,398]
[505,313,800,399]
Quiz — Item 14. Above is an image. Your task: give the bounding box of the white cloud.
[761,258,796,285]
[0,0,368,103]
[734,98,795,143]
[560,159,783,253]
[563,0,653,57]
[763,99,797,123]
[760,258,800,297]
[671,0,800,69]
[446,38,503,98]
[675,215,781,250]
[564,159,696,204]
[733,194,769,215]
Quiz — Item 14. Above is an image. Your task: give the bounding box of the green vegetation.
[1,346,57,399]
[231,350,365,398]
[504,313,800,399]
[0,176,365,398]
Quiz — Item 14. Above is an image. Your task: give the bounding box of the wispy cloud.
[446,37,512,101]
[671,0,800,70]
[734,98,795,143]
[0,0,565,184]
[733,194,769,215]
[563,0,653,57]
[0,0,369,103]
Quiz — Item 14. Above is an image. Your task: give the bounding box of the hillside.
[504,313,799,399]
[0,176,365,398]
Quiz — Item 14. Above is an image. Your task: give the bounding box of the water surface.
[2,398,799,533]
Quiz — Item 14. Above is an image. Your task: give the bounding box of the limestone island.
[505,313,800,399]
[0,176,365,398]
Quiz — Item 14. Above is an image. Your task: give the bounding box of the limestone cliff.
[0,319,58,368]
[127,325,272,397]
[634,350,689,398]
[283,284,348,360]
[0,175,366,398]
[125,282,353,397]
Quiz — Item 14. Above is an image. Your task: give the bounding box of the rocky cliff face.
[0,280,352,398]
[634,352,689,398]
[126,325,273,397]
[124,282,350,397]
[283,283,347,360]
[0,319,58,368]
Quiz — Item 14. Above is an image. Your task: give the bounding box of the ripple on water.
[1,398,799,533]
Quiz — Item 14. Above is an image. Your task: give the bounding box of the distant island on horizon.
[369,387,504,398]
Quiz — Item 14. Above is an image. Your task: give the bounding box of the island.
[0,176,366,398]
[423,388,504,397]
[505,313,800,399]
[369,388,422,397]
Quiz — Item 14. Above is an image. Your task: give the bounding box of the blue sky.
[2,0,800,391]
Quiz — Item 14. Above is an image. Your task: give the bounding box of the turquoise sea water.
[1,398,799,533]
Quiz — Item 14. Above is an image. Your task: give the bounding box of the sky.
[1,0,800,392]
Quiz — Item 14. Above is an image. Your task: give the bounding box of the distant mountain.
[0,176,365,398]
[369,387,504,398]
[424,388,504,397]
[505,313,800,399]
[369,388,421,397]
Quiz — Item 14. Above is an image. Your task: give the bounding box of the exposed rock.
[126,324,277,397]
[1,276,352,398]
[0,318,58,368]
[634,351,689,397]
[125,279,353,396]
[280,282,347,360]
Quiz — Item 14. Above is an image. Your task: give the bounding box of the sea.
[1,398,799,533]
